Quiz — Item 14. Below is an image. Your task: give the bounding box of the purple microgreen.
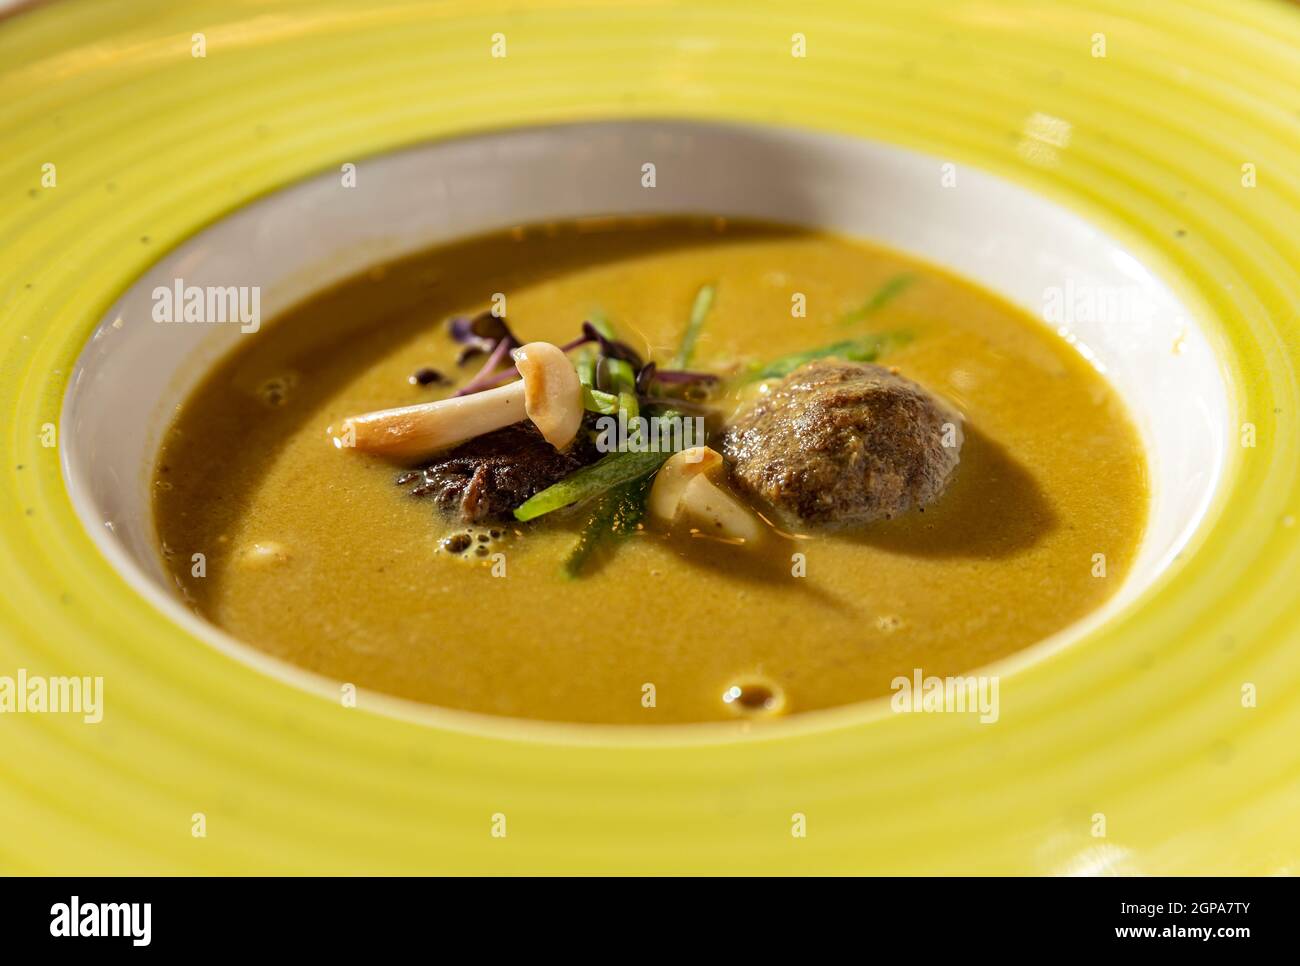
[448,311,521,364]
[454,337,515,396]
[635,361,657,395]
[581,321,643,369]
[558,332,596,353]
[467,365,523,394]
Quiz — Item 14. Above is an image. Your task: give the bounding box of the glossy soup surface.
[154,218,1148,724]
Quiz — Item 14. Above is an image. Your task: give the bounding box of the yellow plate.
[1,0,1298,874]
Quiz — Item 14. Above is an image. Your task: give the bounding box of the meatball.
[722,360,963,528]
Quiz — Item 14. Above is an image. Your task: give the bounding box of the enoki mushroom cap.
[513,341,584,450]
[648,446,722,521]
[335,340,583,460]
[649,446,763,544]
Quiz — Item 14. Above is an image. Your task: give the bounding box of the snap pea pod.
[563,475,653,577]
[513,408,685,522]
[514,448,671,522]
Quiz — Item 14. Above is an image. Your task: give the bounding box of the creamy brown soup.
[153,217,1147,724]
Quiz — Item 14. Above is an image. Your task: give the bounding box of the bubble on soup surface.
[722,678,786,716]
[442,533,473,554]
[875,614,904,634]
[439,526,505,557]
[238,541,291,569]
[255,372,299,407]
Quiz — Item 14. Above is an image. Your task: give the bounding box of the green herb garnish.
[514,407,685,522]
[740,332,908,383]
[604,356,640,423]
[575,346,619,414]
[582,387,620,415]
[514,449,669,522]
[672,283,716,368]
[840,274,915,325]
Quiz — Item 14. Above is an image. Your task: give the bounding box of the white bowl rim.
[59,117,1232,744]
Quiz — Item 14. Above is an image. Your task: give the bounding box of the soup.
[153,217,1147,724]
